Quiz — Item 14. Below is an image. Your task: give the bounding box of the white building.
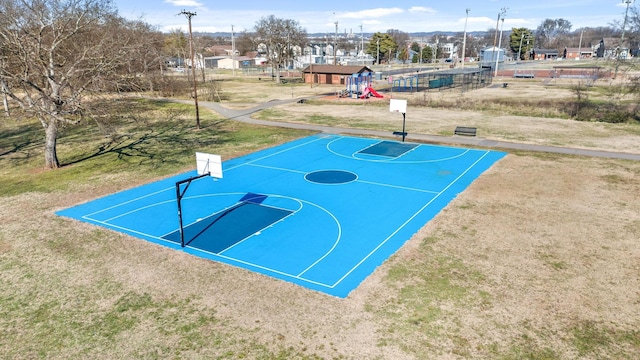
[218,56,255,70]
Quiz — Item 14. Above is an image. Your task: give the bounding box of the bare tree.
[236,30,258,56]
[0,0,160,168]
[536,18,572,49]
[164,29,189,67]
[254,15,307,83]
[387,29,410,49]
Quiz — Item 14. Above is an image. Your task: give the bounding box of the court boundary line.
[329,150,493,288]
[84,186,175,219]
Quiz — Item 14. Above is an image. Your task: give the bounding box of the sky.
[114,0,635,34]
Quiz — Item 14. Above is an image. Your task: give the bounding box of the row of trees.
[3,1,639,169]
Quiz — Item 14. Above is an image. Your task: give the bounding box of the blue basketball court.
[57,135,506,298]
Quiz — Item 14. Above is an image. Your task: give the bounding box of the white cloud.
[164,0,203,7]
[340,8,404,19]
[408,7,436,14]
[363,20,382,26]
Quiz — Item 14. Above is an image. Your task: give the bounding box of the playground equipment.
[393,76,420,92]
[343,72,383,99]
[360,86,383,99]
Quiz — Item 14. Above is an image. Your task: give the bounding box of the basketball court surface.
[57,135,506,298]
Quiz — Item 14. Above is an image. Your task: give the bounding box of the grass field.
[1,75,640,359]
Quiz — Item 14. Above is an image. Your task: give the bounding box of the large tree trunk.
[274,65,281,84]
[44,119,59,168]
[1,92,8,117]
[1,79,9,117]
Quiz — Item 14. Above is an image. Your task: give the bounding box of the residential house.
[531,48,559,60]
[564,47,594,60]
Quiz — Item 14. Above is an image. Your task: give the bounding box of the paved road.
[181,97,640,161]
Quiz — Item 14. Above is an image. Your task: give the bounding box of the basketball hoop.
[389,99,408,142]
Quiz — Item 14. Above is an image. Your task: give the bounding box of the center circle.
[305,170,358,184]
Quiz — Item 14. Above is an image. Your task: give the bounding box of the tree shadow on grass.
[0,123,43,158]
[61,118,230,167]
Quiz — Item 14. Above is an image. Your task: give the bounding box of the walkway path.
[180,97,640,161]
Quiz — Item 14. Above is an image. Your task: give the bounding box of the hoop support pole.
[176,172,210,247]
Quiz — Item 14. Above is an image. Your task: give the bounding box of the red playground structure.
[343,72,383,99]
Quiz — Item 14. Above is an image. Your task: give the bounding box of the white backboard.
[389,99,407,113]
[196,152,223,179]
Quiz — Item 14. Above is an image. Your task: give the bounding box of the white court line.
[189,247,335,288]
[295,201,342,278]
[82,216,176,246]
[246,163,308,174]
[224,136,326,172]
[84,186,175,218]
[103,199,175,223]
[355,179,441,194]
[329,150,493,288]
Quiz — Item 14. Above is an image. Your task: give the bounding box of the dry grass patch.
[366,153,640,358]
[2,78,640,359]
[3,143,639,359]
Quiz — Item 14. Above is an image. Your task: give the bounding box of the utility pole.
[490,10,501,73]
[309,43,314,88]
[231,25,236,76]
[615,0,635,78]
[180,10,200,129]
[494,7,507,77]
[577,29,584,60]
[360,24,364,65]
[461,8,470,69]
[377,38,380,65]
[517,32,525,61]
[334,20,338,65]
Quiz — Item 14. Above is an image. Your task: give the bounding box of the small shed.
[301,65,373,85]
[479,46,505,66]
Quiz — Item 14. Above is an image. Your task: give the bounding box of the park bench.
[454,126,477,137]
[513,73,535,79]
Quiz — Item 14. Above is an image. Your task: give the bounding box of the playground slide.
[359,86,383,99]
[367,87,383,98]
